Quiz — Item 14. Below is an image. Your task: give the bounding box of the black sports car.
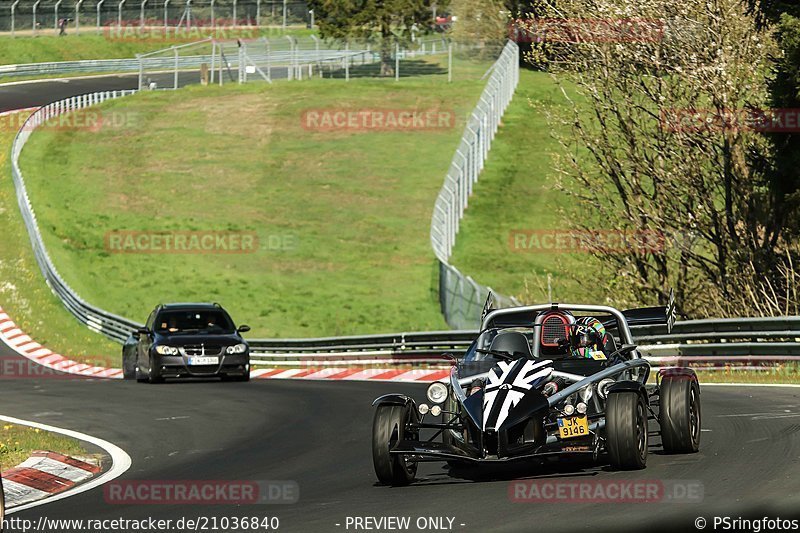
[122,303,251,383]
[371,299,700,485]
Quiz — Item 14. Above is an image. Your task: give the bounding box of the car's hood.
[456,359,553,432]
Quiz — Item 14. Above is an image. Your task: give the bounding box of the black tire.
[606,391,648,470]
[372,404,417,486]
[0,475,5,532]
[122,349,137,380]
[659,377,701,454]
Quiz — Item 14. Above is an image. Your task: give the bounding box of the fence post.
[264,37,271,82]
[173,45,178,89]
[96,0,104,34]
[345,41,350,81]
[137,53,143,89]
[163,0,169,36]
[282,0,286,29]
[256,0,260,26]
[118,0,125,29]
[33,0,42,36]
[210,0,214,28]
[448,42,452,83]
[233,0,237,26]
[54,0,61,30]
[140,0,147,28]
[75,0,83,34]
[395,42,399,81]
[11,0,20,37]
[210,40,216,84]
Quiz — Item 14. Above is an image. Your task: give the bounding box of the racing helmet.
[569,317,606,358]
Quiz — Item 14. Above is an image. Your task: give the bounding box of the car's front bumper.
[153,353,250,378]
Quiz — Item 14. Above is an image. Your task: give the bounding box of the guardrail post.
[137,53,143,89]
[210,40,215,84]
[448,42,452,82]
[345,41,350,81]
[395,41,400,81]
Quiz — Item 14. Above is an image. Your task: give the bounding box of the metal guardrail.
[429,41,521,330]
[247,318,800,366]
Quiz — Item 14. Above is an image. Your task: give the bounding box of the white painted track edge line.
[0,415,132,514]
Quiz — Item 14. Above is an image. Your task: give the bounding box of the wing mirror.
[237,325,251,333]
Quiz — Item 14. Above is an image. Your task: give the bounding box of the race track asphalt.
[2,337,800,533]
[2,74,800,533]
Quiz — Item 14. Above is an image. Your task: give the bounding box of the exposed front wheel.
[606,391,648,470]
[659,377,701,454]
[372,404,417,486]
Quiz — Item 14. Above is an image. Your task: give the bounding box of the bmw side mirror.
[237,325,251,333]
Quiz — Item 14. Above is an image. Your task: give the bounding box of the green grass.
[695,367,800,384]
[0,422,86,471]
[448,69,588,303]
[0,111,120,364]
[17,56,493,341]
[0,27,314,67]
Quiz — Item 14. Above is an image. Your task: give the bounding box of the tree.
[449,0,508,49]
[307,0,437,76]
[538,0,798,317]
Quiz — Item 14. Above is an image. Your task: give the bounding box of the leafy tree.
[307,0,437,76]
[540,0,799,317]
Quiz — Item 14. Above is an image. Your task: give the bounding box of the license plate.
[557,416,589,439]
[188,356,219,365]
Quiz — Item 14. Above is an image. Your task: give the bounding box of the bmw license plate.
[557,416,589,439]
[188,356,219,365]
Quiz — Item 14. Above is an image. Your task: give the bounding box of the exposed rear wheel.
[372,404,418,486]
[606,391,648,470]
[659,377,701,453]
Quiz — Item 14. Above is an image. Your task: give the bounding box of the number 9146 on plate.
[557,415,589,439]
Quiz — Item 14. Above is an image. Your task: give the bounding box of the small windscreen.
[156,310,235,334]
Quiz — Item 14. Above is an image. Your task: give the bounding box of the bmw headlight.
[427,382,449,404]
[155,345,179,356]
[226,343,248,355]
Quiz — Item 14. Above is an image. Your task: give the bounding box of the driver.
[568,317,616,361]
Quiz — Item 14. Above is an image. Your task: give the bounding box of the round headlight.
[576,402,587,414]
[427,382,449,404]
[418,403,430,415]
[156,345,178,355]
[226,343,247,355]
[580,386,593,403]
[597,378,615,399]
[563,404,575,416]
[430,405,442,416]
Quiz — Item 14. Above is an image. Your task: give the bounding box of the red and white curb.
[0,307,122,379]
[3,451,101,508]
[250,367,450,382]
[0,415,131,514]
